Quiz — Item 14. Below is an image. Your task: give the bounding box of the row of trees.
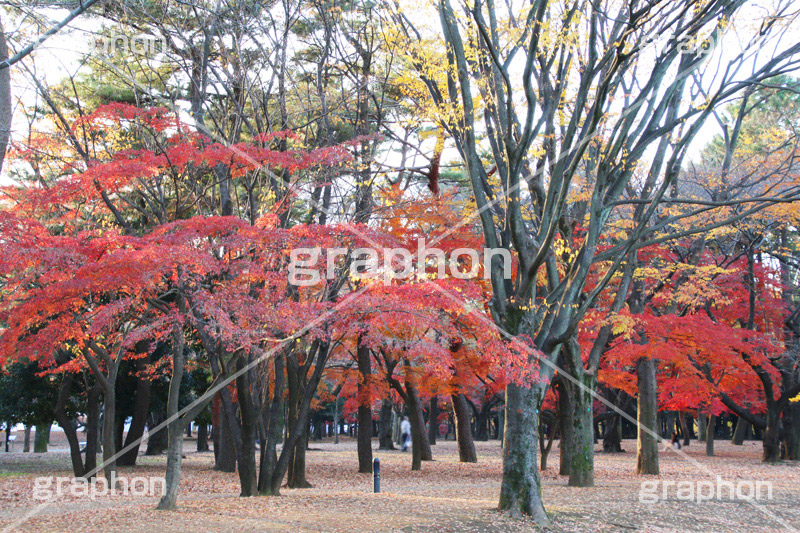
[1,0,800,525]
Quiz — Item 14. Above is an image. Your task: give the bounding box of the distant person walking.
[670,432,682,450]
[400,416,411,452]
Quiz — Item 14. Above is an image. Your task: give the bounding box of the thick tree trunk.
[497,383,549,525]
[258,354,284,495]
[698,412,707,441]
[215,406,237,472]
[706,415,716,456]
[356,342,373,473]
[732,417,750,445]
[636,357,659,475]
[428,396,438,445]
[33,423,50,453]
[235,356,258,496]
[602,414,623,452]
[762,406,781,462]
[568,374,595,487]
[197,424,209,452]
[378,399,395,450]
[288,424,312,488]
[451,393,477,463]
[782,402,800,460]
[100,384,117,485]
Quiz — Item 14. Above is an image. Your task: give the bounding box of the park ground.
[1,437,799,532]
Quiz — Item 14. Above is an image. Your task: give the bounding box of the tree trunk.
[452,393,477,462]
[54,373,84,476]
[356,342,373,473]
[678,411,691,447]
[378,399,395,450]
[782,402,800,460]
[157,332,186,510]
[288,423,312,488]
[215,405,237,472]
[568,373,595,487]
[698,411,707,441]
[497,383,549,525]
[146,409,169,456]
[258,353,284,495]
[732,417,750,445]
[405,381,432,469]
[0,15,12,175]
[636,357,659,475]
[602,414,622,452]
[557,379,574,477]
[23,426,31,453]
[706,415,716,456]
[197,424,209,452]
[762,406,781,462]
[117,365,152,466]
[234,356,258,496]
[84,383,100,476]
[33,423,50,453]
[428,396,438,445]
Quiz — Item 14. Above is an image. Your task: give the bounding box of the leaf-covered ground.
[1,437,798,532]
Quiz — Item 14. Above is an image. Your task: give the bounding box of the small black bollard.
[373,457,380,493]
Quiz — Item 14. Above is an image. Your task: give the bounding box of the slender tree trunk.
[557,380,574,477]
[732,417,750,445]
[0,15,12,175]
[118,365,151,466]
[706,415,716,456]
[84,383,100,476]
[678,412,691,447]
[428,396,438,445]
[497,383,549,525]
[451,393,477,463]
[636,358,659,475]
[405,381,432,468]
[157,332,186,510]
[146,409,169,456]
[54,373,84,476]
[378,399,395,450]
[356,342,373,473]
[23,425,31,453]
